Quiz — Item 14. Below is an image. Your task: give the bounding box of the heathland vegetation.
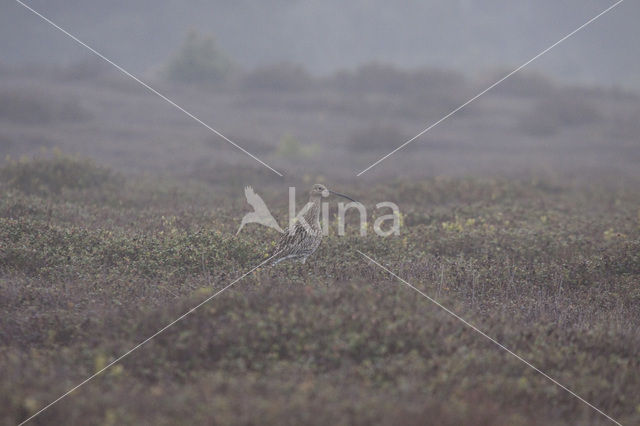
[1,155,638,424]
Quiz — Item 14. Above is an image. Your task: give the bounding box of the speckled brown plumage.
[271,190,323,265]
[270,183,356,265]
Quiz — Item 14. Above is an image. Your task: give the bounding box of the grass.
[1,156,639,425]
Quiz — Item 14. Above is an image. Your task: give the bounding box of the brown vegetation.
[1,156,639,425]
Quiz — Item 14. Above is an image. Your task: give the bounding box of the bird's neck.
[304,196,322,224]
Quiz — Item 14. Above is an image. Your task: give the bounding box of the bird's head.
[310,183,330,198]
[310,183,356,202]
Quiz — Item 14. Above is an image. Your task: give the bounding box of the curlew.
[271,184,356,265]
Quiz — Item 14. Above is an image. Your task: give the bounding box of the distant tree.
[164,30,235,84]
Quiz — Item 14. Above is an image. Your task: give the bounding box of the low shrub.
[275,133,319,158]
[240,63,313,92]
[519,92,604,136]
[0,153,120,195]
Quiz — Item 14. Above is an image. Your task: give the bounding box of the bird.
[237,186,284,235]
[271,183,356,265]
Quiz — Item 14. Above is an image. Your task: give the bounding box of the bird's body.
[272,196,323,265]
[270,184,355,265]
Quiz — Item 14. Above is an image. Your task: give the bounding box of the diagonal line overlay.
[18,253,278,425]
[356,0,626,176]
[357,250,622,426]
[14,0,283,177]
[12,0,628,424]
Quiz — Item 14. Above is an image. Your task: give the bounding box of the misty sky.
[1,0,638,88]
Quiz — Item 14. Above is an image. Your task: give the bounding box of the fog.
[1,0,638,180]
[2,0,638,86]
[3,3,640,424]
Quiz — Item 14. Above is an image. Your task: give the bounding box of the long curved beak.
[329,190,357,203]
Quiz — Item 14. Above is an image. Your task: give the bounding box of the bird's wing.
[273,223,305,256]
[245,186,269,212]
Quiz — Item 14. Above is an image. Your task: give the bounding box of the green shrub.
[164,30,235,84]
[275,133,318,158]
[0,152,120,195]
